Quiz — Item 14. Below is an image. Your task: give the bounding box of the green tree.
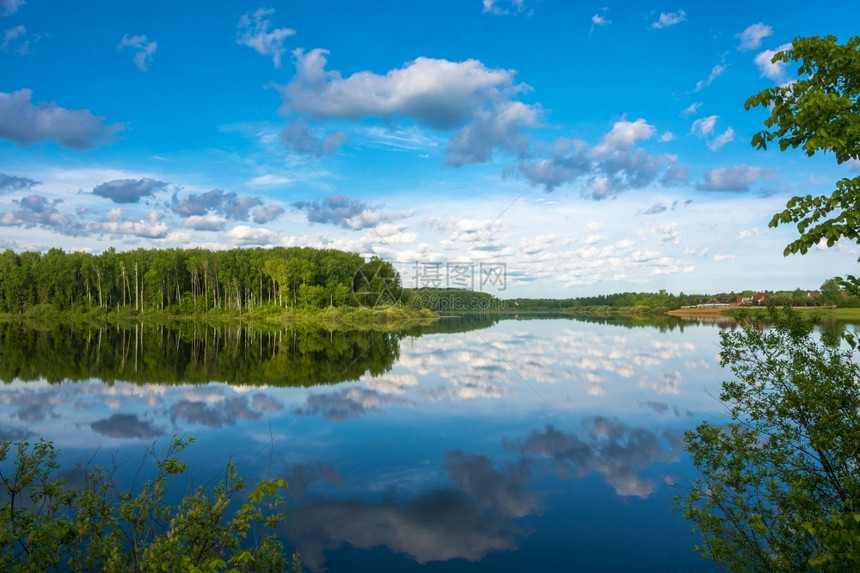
[680,34,860,572]
[678,308,860,571]
[745,35,860,290]
[0,437,299,572]
[820,277,844,307]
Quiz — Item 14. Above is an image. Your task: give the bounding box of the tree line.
[0,246,395,314]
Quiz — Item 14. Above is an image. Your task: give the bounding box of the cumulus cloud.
[0,173,38,194]
[280,120,345,156]
[252,204,284,224]
[182,214,227,231]
[737,23,773,51]
[87,210,169,239]
[280,49,539,165]
[0,194,84,235]
[697,164,772,191]
[236,8,295,68]
[0,89,124,149]
[651,10,686,29]
[0,0,23,16]
[516,118,681,197]
[117,34,157,71]
[292,195,394,230]
[754,43,792,83]
[170,189,266,221]
[693,63,727,92]
[92,178,167,204]
[446,100,538,165]
[224,225,279,246]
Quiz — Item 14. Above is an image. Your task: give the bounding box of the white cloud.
[690,115,718,137]
[651,10,686,29]
[737,23,773,51]
[236,8,295,69]
[594,118,655,152]
[182,215,227,231]
[224,225,280,246]
[660,132,675,142]
[117,34,157,71]
[698,164,772,192]
[590,9,611,33]
[707,127,734,151]
[0,89,124,149]
[281,49,539,165]
[736,227,759,240]
[713,253,736,261]
[482,0,529,16]
[693,63,726,92]
[754,43,792,83]
[248,174,292,186]
[518,119,681,197]
[88,211,169,239]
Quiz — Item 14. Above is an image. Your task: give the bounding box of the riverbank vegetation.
[0,436,299,572]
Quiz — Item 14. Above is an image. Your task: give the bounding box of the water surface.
[0,316,727,571]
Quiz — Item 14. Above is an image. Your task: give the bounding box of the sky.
[0,0,857,297]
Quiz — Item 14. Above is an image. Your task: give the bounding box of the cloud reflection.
[293,387,413,422]
[90,413,164,439]
[507,418,682,498]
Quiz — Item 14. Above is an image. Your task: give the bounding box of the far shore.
[668,306,859,321]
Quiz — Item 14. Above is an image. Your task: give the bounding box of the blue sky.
[0,0,857,297]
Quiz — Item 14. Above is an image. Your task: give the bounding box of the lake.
[0,315,743,571]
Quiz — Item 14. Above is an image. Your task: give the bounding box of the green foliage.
[820,278,844,307]
[0,246,385,314]
[677,307,860,571]
[0,437,299,572]
[745,36,860,290]
[0,322,402,387]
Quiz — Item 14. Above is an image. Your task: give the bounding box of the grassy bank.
[0,303,439,330]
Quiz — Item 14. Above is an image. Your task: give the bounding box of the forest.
[0,246,388,314]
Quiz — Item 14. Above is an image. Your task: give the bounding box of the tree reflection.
[0,322,403,387]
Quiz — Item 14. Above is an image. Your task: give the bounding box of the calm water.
[0,315,737,571]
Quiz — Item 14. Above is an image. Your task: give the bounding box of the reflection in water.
[0,318,722,572]
[507,419,682,498]
[0,321,402,386]
[286,450,536,570]
[285,417,682,570]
